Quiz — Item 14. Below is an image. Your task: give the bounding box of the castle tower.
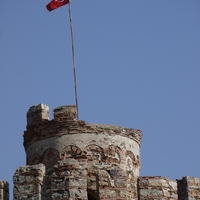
[13,104,142,199]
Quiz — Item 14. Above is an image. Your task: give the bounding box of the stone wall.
[13,164,45,200]
[96,168,138,199]
[138,176,178,200]
[50,159,87,200]
[0,180,9,200]
[6,103,200,200]
[177,176,200,200]
[11,173,200,200]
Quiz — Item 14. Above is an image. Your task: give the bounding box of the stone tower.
[11,103,200,200]
[13,104,142,199]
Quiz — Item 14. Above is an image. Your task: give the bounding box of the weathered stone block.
[13,164,45,200]
[26,104,49,125]
[138,176,178,200]
[0,180,9,200]
[177,176,200,200]
[53,105,77,121]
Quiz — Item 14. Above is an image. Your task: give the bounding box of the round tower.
[23,104,142,199]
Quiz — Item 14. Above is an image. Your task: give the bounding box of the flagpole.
[68,0,79,120]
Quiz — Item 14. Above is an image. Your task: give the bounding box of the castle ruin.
[1,104,200,199]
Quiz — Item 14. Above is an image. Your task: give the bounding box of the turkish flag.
[46,0,69,11]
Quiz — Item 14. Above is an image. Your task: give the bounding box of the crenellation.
[0,180,9,200]
[53,105,77,121]
[50,159,88,199]
[26,104,49,125]
[13,164,45,200]
[0,103,196,200]
[177,176,200,200]
[138,176,178,200]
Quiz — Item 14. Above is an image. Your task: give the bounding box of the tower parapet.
[26,104,49,125]
[24,104,142,150]
[53,105,77,121]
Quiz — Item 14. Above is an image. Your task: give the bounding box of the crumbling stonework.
[0,180,9,200]
[138,176,178,199]
[177,176,200,200]
[1,103,200,199]
[50,159,87,199]
[13,164,45,200]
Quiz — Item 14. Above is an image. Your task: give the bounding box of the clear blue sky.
[0,0,200,197]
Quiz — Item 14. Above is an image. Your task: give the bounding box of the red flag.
[46,0,69,11]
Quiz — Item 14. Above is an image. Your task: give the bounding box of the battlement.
[26,104,49,125]
[177,176,200,199]
[53,105,77,121]
[1,103,199,200]
[26,104,77,126]
[138,176,178,199]
[0,180,9,200]
[137,176,200,200]
[23,104,142,150]
[13,164,45,200]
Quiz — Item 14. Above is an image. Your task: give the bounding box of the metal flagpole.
[68,0,79,119]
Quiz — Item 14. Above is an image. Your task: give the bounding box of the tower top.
[23,104,142,149]
[53,105,77,121]
[26,104,49,125]
[26,104,77,125]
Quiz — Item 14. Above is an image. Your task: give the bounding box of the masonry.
[1,104,200,199]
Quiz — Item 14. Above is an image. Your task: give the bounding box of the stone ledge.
[23,120,142,149]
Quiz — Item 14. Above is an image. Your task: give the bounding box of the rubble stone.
[0,180,9,200]
[138,176,178,199]
[177,176,200,200]
[13,164,45,200]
